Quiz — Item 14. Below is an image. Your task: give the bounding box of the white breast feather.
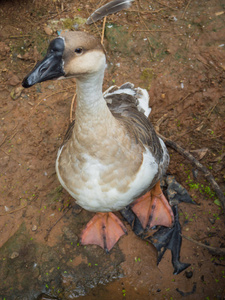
[56,146,158,212]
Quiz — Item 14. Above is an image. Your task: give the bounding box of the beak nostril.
[40,65,49,75]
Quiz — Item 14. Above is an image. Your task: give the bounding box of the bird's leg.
[81,212,127,252]
[131,181,174,229]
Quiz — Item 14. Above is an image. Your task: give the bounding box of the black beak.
[22,37,65,88]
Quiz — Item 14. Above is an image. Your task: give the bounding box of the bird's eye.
[75,47,83,54]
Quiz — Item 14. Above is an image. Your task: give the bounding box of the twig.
[155,0,177,11]
[197,58,211,69]
[207,101,219,118]
[129,8,165,14]
[0,123,18,148]
[10,35,31,38]
[0,205,27,216]
[182,0,192,19]
[173,125,200,141]
[157,133,225,212]
[185,29,196,49]
[172,98,220,140]
[155,113,168,132]
[45,8,68,21]
[101,16,107,45]
[0,148,21,165]
[0,135,7,148]
[0,195,38,216]
[44,206,72,241]
[134,29,170,32]
[182,235,225,256]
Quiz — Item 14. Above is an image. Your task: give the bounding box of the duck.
[22,31,174,252]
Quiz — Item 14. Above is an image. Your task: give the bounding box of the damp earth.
[0,0,225,299]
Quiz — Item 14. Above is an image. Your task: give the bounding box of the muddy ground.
[0,0,225,299]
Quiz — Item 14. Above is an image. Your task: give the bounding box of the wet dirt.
[0,0,225,299]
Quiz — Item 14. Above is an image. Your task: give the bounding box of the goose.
[22,31,174,252]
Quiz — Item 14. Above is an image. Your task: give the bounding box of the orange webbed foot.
[81,212,127,252]
[131,181,174,229]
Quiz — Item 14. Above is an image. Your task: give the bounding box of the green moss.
[185,174,217,200]
[62,17,86,30]
[105,23,131,55]
[140,68,155,89]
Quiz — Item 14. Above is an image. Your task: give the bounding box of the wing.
[104,83,164,164]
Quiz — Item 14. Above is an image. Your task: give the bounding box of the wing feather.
[86,0,133,25]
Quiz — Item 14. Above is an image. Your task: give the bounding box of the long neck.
[73,67,117,143]
[75,68,108,118]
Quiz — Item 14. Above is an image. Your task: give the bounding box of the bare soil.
[0,0,225,299]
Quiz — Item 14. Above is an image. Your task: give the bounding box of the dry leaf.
[215,11,224,16]
[190,148,208,160]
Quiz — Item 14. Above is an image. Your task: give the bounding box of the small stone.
[185,227,189,231]
[47,84,55,90]
[209,218,215,225]
[185,270,193,278]
[10,86,23,100]
[10,251,19,259]
[0,156,9,167]
[32,225,37,231]
[16,137,22,145]
[8,74,20,86]
[161,93,166,99]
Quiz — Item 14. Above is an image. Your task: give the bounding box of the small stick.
[0,123,18,148]
[101,16,107,45]
[155,0,177,11]
[0,195,38,216]
[0,135,7,148]
[182,0,192,19]
[207,101,219,118]
[157,133,225,211]
[0,205,27,216]
[155,113,168,132]
[129,8,165,14]
[197,58,210,69]
[134,29,170,32]
[10,35,31,38]
[44,206,72,241]
[182,235,225,256]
